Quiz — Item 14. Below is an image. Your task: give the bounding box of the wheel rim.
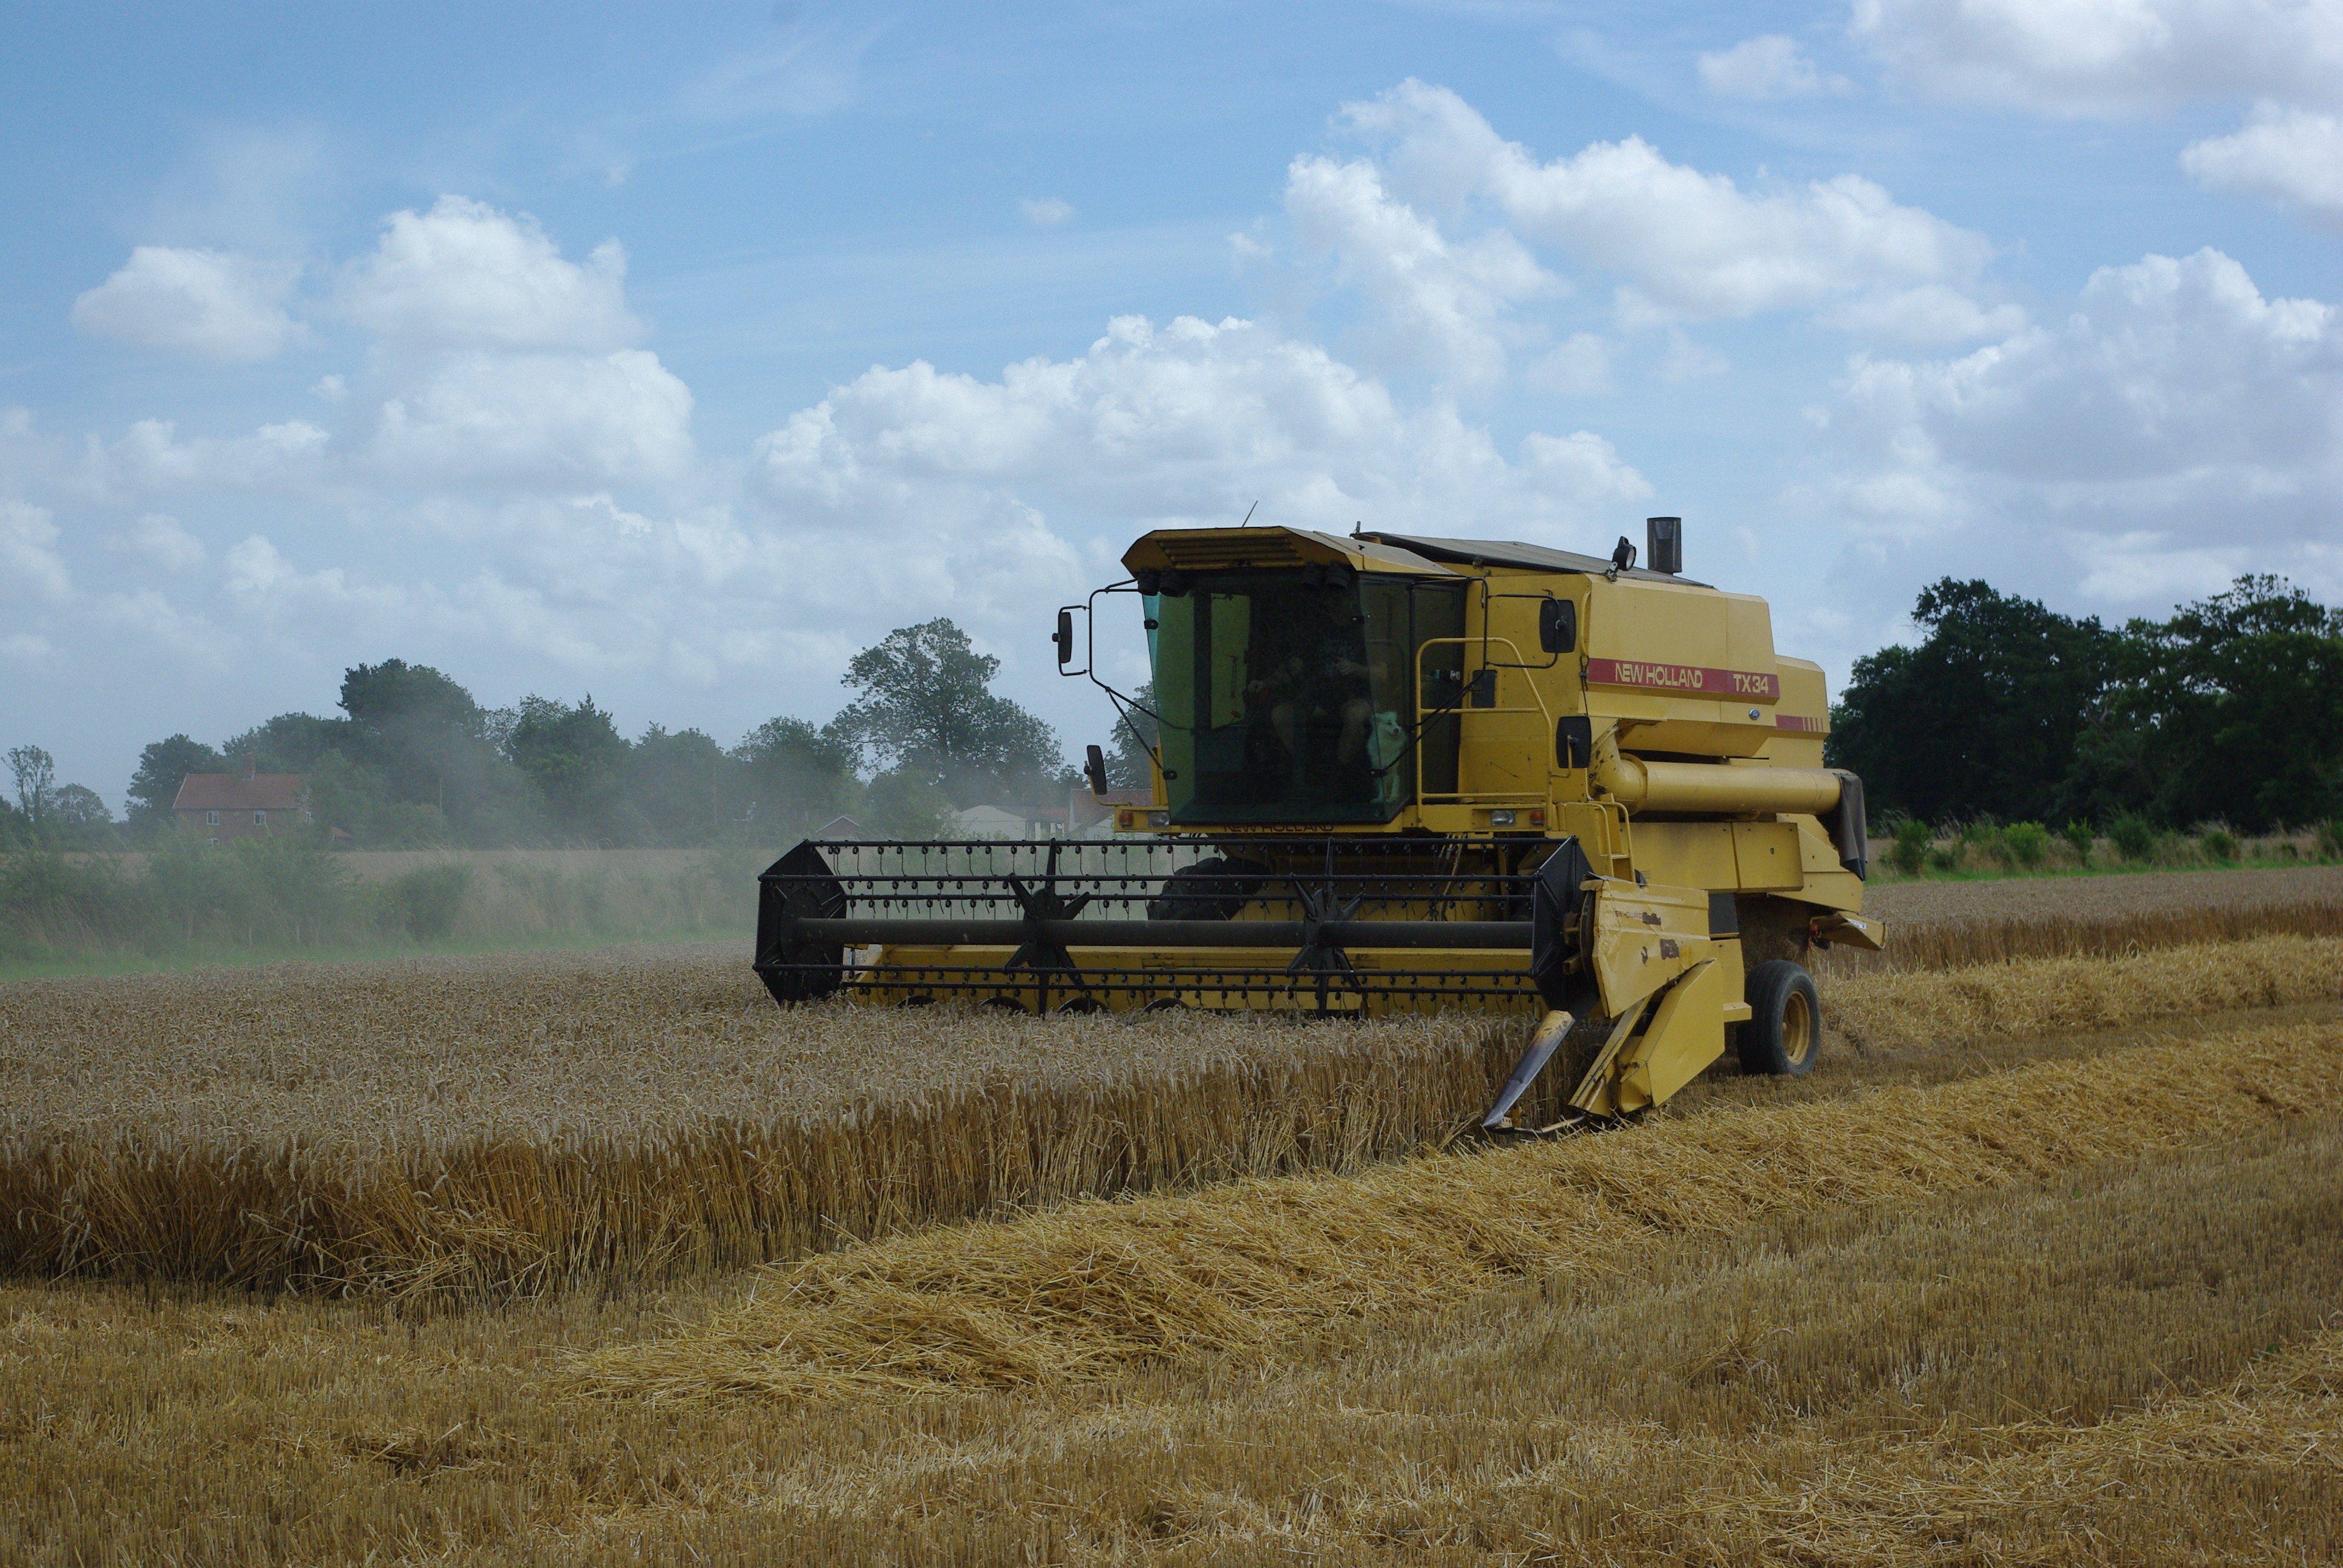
[1781,988,1815,1067]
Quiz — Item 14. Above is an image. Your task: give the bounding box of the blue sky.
[4,1,2339,809]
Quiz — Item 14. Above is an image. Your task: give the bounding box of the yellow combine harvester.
[756,518,1881,1125]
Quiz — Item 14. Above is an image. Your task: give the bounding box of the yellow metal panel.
[1567,995,1653,1118]
[1775,868,1867,913]
[1630,822,1739,890]
[1757,658,1830,767]
[1714,937,1753,1021]
[1732,822,1801,889]
[1589,881,1711,1018]
[1810,910,1886,952]
[1616,958,1726,1112]
[1795,818,1841,875]
[1582,579,1780,759]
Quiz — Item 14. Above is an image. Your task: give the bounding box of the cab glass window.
[1152,572,1447,823]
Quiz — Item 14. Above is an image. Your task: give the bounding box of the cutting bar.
[785,918,1531,949]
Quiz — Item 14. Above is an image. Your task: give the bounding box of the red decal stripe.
[1585,657,1780,702]
[1775,713,1827,733]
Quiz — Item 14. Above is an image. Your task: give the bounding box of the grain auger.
[756,517,1883,1125]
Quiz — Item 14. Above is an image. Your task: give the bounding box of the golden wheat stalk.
[572,1018,2343,1404]
[10,936,2343,1298]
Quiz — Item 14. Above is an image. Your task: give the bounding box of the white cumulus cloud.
[1852,0,2343,115]
[1020,197,1076,227]
[1699,35,1846,99]
[71,247,302,363]
[1284,153,1559,386]
[1818,284,2030,344]
[1823,247,2342,601]
[367,350,695,486]
[2,498,71,601]
[341,195,640,351]
[1340,80,2004,330]
[2183,103,2343,221]
[749,312,1651,627]
[107,512,207,571]
[102,418,330,494]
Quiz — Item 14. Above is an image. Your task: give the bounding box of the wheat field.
[1819,861,2343,972]
[8,932,2342,1298]
[5,871,2343,1563]
[5,1021,2341,1563]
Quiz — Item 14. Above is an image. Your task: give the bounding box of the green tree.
[732,716,859,838]
[505,696,631,841]
[831,619,1064,808]
[1103,680,1161,791]
[53,784,111,829]
[125,734,226,833]
[861,767,955,840]
[1827,580,2110,825]
[218,711,355,773]
[335,659,536,841]
[624,725,733,845]
[7,745,56,825]
[2088,577,2343,832]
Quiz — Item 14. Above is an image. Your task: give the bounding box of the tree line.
[1827,575,2343,834]
[15,574,2335,856]
[1,619,1080,852]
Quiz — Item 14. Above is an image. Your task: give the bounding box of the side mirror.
[1555,715,1592,770]
[1054,609,1075,668]
[1084,744,1108,796]
[1538,598,1577,654]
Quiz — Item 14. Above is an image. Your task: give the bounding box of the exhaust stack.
[1647,516,1682,575]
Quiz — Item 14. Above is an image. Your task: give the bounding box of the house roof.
[172,773,307,812]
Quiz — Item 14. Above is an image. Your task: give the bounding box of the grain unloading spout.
[1590,731,1870,879]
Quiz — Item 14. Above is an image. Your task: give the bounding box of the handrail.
[1414,636,1558,806]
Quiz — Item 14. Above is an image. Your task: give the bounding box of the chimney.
[244,751,257,782]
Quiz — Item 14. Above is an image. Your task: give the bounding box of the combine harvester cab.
[755,516,1882,1126]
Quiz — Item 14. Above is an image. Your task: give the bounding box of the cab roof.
[1356,531,1711,588]
[1122,524,1710,588]
[1122,526,1455,577]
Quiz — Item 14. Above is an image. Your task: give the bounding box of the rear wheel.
[1738,960,1820,1076]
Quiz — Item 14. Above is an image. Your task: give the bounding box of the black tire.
[1147,857,1267,921]
[1738,959,1821,1076]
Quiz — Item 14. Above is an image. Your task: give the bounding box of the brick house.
[172,760,311,844]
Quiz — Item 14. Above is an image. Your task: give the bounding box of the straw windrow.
[575,1019,2343,1404]
[1826,932,2343,1054]
[1654,1323,2343,1563]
